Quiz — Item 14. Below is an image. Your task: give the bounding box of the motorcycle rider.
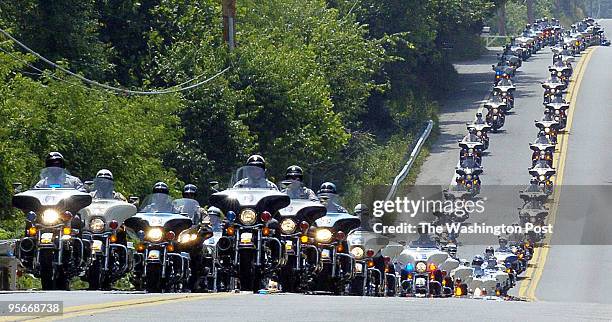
[35,152,83,189]
[446,243,458,260]
[354,203,382,230]
[497,237,511,253]
[281,165,317,200]
[317,182,348,213]
[471,255,485,276]
[90,169,126,201]
[233,155,278,190]
[141,182,173,212]
[180,184,208,225]
[542,107,555,121]
[474,112,486,125]
[484,246,495,260]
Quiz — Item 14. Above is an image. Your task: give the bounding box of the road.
[1,21,611,322]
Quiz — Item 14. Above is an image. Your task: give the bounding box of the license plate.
[240,232,253,244]
[355,263,363,274]
[147,250,160,260]
[321,249,331,260]
[285,240,293,251]
[40,233,53,244]
[92,240,103,252]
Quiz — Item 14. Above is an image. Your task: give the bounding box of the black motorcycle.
[13,167,92,290]
[209,166,289,293]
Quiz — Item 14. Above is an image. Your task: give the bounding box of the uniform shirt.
[281,186,318,201]
[35,174,83,190]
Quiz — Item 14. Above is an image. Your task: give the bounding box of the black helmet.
[285,165,303,181]
[45,152,65,168]
[96,169,113,181]
[318,182,337,194]
[246,154,266,169]
[476,112,482,118]
[354,204,369,217]
[153,182,169,195]
[182,184,197,199]
[485,246,495,256]
[472,255,484,267]
[530,178,538,184]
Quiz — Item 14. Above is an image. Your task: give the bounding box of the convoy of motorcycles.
[7,18,606,299]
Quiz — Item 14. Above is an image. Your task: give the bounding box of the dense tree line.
[0,0,496,237]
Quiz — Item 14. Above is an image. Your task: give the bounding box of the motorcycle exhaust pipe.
[19,238,35,253]
[216,236,232,252]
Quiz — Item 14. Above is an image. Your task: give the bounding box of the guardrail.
[385,120,434,201]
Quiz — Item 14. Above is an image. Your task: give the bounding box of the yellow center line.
[1,292,242,322]
[518,47,597,300]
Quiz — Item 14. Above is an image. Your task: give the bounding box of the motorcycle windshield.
[173,198,201,222]
[533,160,552,169]
[92,177,115,199]
[317,192,348,213]
[139,193,175,213]
[36,167,72,188]
[231,166,274,189]
[534,135,552,145]
[460,158,480,169]
[497,78,513,87]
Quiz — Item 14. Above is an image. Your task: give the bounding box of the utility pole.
[222,0,236,51]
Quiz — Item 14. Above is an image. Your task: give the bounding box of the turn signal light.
[262,227,271,236]
[300,235,309,243]
[367,260,375,268]
[226,226,235,236]
[336,244,344,252]
[136,243,145,252]
[428,263,437,272]
[167,244,175,252]
[109,234,118,243]
[496,289,501,296]
[62,227,71,235]
[28,227,37,236]
[407,273,413,280]
[455,287,463,296]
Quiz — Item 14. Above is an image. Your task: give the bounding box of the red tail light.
[366,249,375,257]
[109,220,119,230]
[166,231,176,241]
[261,211,272,222]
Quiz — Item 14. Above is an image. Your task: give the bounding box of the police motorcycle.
[276,180,326,293]
[346,204,394,296]
[530,133,555,167]
[535,113,561,145]
[515,31,535,58]
[545,95,570,129]
[466,117,491,151]
[209,166,289,293]
[492,63,514,85]
[306,183,360,294]
[493,238,522,280]
[549,60,572,86]
[529,160,556,195]
[125,188,204,292]
[13,167,92,290]
[449,259,474,297]
[542,72,567,104]
[200,206,224,292]
[455,157,483,196]
[458,130,484,165]
[79,176,137,290]
[484,97,507,131]
[518,202,548,244]
[469,254,512,297]
[492,78,516,110]
[171,195,214,292]
[397,230,450,297]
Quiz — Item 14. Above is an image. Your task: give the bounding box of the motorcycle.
[530,135,555,167]
[545,98,570,129]
[13,167,92,290]
[466,122,491,151]
[346,224,393,296]
[79,177,137,290]
[535,119,560,145]
[484,99,507,131]
[124,193,201,292]
[493,78,516,110]
[455,158,483,196]
[397,234,449,297]
[528,160,556,195]
[458,135,484,165]
[209,165,289,293]
[308,195,360,295]
[470,257,512,297]
[276,180,326,293]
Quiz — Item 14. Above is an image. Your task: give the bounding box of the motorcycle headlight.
[89,218,105,233]
[554,110,560,115]
[415,262,427,273]
[239,208,257,225]
[539,175,546,181]
[466,175,472,180]
[41,209,60,225]
[530,217,537,223]
[280,219,296,234]
[468,148,474,153]
[315,228,333,243]
[557,72,561,76]
[178,230,198,244]
[545,127,550,133]
[493,108,498,113]
[477,131,482,136]
[351,246,365,260]
[147,227,164,242]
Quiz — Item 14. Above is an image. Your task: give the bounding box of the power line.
[0,27,229,95]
